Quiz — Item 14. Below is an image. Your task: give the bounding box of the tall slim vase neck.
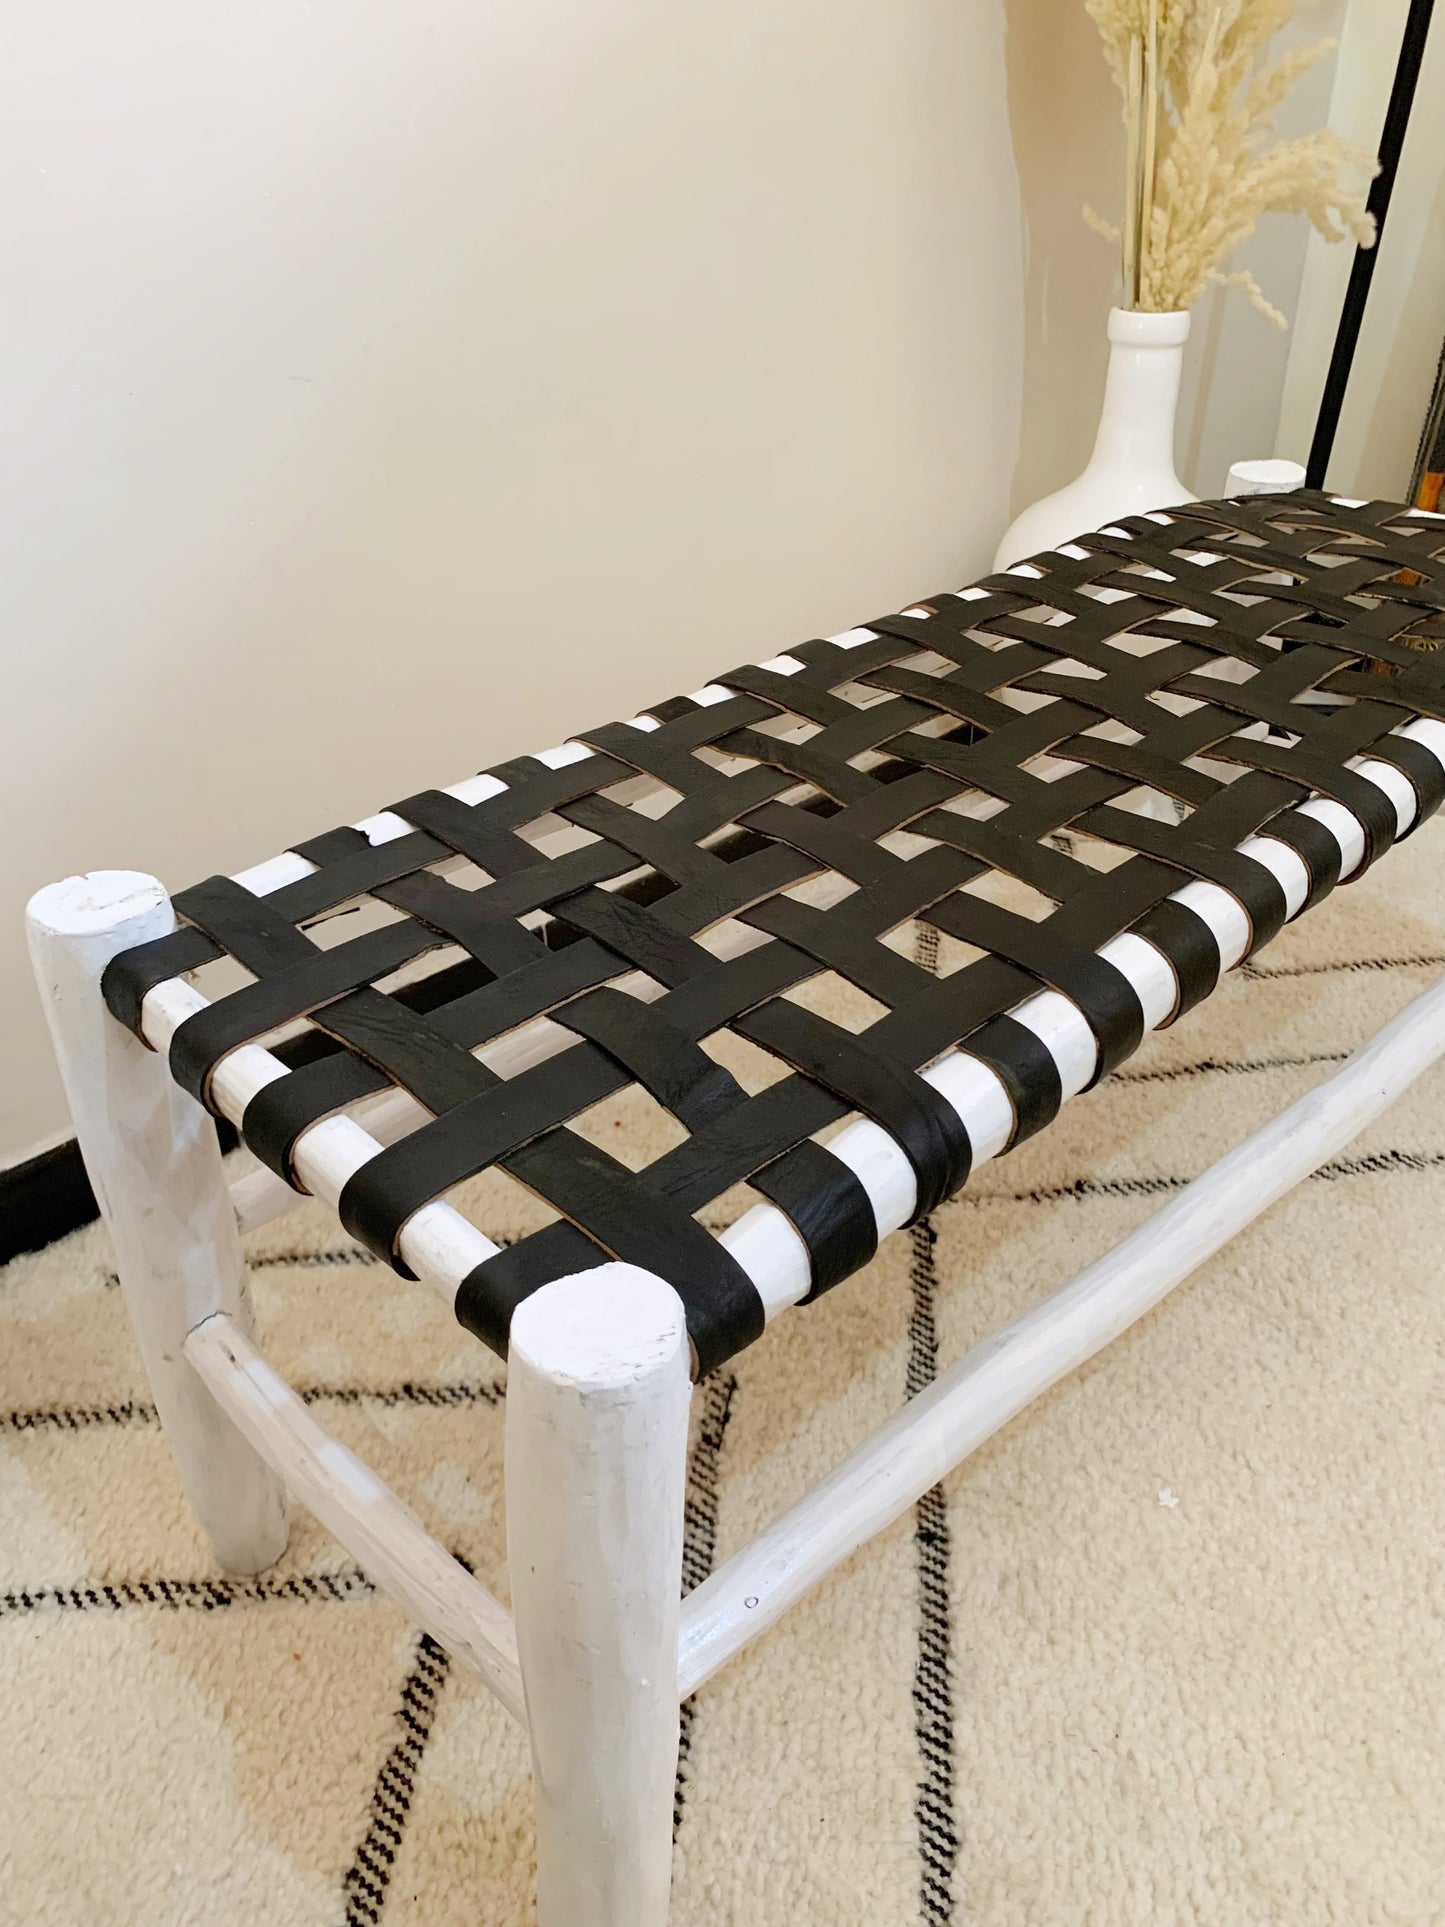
[1091,339,1184,469]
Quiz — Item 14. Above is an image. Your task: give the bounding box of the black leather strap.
[750,1141,879,1299]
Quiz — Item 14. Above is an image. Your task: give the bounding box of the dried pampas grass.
[1084,0,1377,323]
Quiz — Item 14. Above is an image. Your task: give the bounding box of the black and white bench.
[27,490,1445,1922]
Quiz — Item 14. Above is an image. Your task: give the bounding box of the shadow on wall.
[0,0,1028,1163]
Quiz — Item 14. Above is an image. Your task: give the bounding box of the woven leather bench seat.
[102,491,1445,1375]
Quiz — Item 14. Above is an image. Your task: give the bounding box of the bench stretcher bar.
[676,966,1445,1696]
[183,1310,527,1724]
[183,967,1445,1719]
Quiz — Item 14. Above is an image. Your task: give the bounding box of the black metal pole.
[1306,0,1435,490]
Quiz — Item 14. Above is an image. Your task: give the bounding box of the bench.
[27,488,1445,1922]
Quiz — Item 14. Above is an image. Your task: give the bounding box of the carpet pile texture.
[4,824,1445,1923]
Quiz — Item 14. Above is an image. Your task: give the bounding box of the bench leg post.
[26,871,289,1575]
[506,1264,691,1927]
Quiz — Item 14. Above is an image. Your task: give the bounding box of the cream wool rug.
[4,823,1445,1924]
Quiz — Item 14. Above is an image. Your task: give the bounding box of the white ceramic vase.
[994,307,1195,571]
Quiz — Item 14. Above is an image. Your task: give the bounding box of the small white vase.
[994,307,1195,571]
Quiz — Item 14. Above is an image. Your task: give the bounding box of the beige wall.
[2,0,1319,1167]
[2,0,1027,1163]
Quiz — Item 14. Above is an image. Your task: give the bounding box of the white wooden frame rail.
[24,492,1445,1923]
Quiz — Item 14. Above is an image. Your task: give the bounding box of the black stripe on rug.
[1115,1048,1349,1086]
[97,1247,385,1290]
[1242,950,1445,981]
[908,1216,959,1925]
[5,1397,162,1435]
[341,1629,453,1925]
[909,919,959,1923]
[91,1238,518,1291]
[962,1145,1445,1213]
[0,1567,375,1619]
[674,1370,739,1839]
[4,1376,503,1437]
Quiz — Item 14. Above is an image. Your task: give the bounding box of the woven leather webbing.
[103,493,1445,1373]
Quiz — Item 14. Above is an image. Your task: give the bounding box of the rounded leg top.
[27,870,170,944]
[508,1263,689,1393]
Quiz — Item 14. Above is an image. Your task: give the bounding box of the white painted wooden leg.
[506,1264,691,1927]
[26,871,288,1574]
